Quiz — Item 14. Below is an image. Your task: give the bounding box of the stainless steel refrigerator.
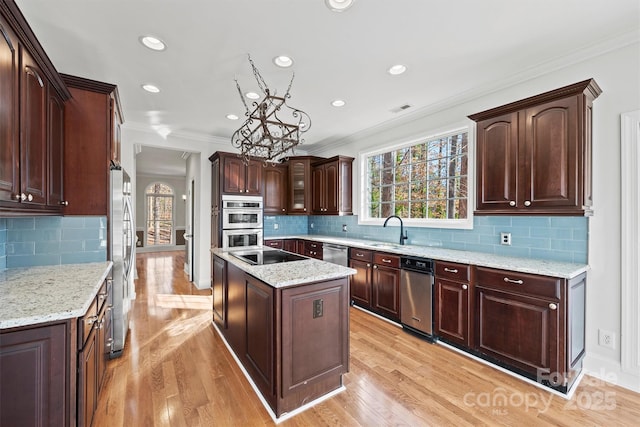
[109,165,135,358]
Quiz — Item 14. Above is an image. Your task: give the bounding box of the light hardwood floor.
[94,251,639,426]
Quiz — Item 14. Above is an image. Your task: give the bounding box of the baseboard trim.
[583,353,640,393]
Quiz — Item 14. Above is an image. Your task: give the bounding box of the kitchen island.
[211,248,355,422]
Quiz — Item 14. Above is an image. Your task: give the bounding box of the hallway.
[93,251,640,426]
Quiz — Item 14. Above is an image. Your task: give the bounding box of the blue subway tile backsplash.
[1,216,107,270]
[264,214,588,264]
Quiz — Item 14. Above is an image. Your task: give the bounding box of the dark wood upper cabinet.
[287,156,319,215]
[47,88,65,206]
[0,4,69,214]
[469,79,601,216]
[263,163,288,214]
[61,74,123,216]
[0,17,19,204]
[219,154,262,195]
[311,155,354,215]
[19,50,48,206]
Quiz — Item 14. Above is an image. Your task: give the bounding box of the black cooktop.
[230,249,307,265]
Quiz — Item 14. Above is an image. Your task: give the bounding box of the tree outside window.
[365,130,469,224]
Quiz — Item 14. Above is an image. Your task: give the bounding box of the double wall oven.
[221,195,263,249]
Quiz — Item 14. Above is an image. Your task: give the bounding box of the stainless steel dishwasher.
[400,256,436,341]
[322,243,349,266]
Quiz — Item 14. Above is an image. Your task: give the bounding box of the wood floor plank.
[92,251,640,426]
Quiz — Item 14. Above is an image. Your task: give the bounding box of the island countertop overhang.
[211,247,356,288]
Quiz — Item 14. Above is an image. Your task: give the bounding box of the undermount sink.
[369,242,403,250]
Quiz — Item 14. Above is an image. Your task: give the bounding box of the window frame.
[144,182,176,246]
[358,124,475,230]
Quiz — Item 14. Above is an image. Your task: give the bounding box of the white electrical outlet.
[500,232,512,246]
[598,329,616,349]
[273,223,279,230]
[342,224,347,232]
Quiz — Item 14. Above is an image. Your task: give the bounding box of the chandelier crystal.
[231,55,311,164]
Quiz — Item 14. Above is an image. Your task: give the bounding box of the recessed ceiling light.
[325,0,355,12]
[331,99,346,107]
[226,114,239,120]
[245,92,260,100]
[273,55,294,68]
[140,36,166,51]
[142,84,160,93]
[388,64,407,75]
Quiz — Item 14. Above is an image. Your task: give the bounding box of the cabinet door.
[263,164,287,214]
[222,156,245,194]
[476,287,559,378]
[311,164,325,213]
[523,97,579,210]
[47,88,64,207]
[349,258,372,308]
[435,278,471,348]
[0,20,19,203]
[0,323,69,427]
[212,255,227,328]
[288,159,310,214]
[244,276,275,401]
[475,112,518,212]
[20,49,47,205]
[225,262,247,355]
[372,264,400,320]
[323,162,339,214]
[283,239,298,254]
[244,159,262,195]
[78,326,98,427]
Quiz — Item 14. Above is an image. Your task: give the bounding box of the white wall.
[121,128,230,290]
[310,41,640,391]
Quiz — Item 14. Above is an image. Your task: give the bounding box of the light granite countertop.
[212,248,356,288]
[264,235,589,279]
[0,262,113,330]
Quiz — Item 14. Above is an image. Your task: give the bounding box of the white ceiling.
[14,0,640,173]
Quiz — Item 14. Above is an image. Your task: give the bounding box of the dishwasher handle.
[324,243,347,251]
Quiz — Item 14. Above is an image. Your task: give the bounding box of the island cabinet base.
[212,256,350,420]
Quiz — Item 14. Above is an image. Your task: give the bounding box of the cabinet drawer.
[264,239,283,249]
[436,261,470,282]
[374,252,400,269]
[350,247,372,262]
[78,299,98,348]
[475,266,561,300]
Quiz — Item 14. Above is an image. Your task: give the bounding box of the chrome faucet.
[383,215,408,245]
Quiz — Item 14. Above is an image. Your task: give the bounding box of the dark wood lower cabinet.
[435,278,472,348]
[0,322,71,427]
[212,255,226,329]
[474,266,586,392]
[214,259,349,418]
[78,325,98,427]
[349,258,372,307]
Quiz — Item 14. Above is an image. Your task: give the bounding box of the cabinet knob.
[549,303,557,310]
[367,263,371,267]
[524,200,531,207]
[373,265,378,269]
[60,200,69,206]
[282,208,285,212]
[509,201,516,207]
[20,193,27,201]
[462,284,468,290]
[303,208,307,211]
[27,194,33,201]
[14,194,21,201]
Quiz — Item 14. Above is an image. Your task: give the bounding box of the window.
[361,128,472,229]
[145,183,174,246]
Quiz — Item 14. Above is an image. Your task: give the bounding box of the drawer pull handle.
[503,277,524,285]
[462,284,468,290]
[444,268,458,273]
[382,259,392,263]
[86,315,99,325]
[356,253,364,257]
[549,303,557,310]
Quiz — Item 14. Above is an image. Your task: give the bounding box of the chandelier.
[231,55,311,164]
